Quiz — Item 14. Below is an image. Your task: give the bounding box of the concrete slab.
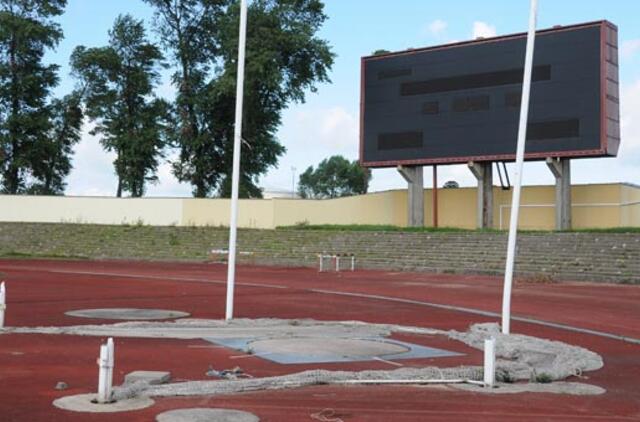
[52,393,154,413]
[249,337,408,359]
[124,370,171,385]
[207,336,461,364]
[65,308,189,320]
[155,408,259,422]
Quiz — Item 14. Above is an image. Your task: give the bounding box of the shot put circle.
[247,337,410,359]
[155,408,260,422]
[65,308,190,320]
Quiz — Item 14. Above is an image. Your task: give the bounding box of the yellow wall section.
[271,190,406,228]
[181,198,274,228]
[492,184,624,230]
[0,183,638,229]
[620,184,640,227]
[0,195,182,225]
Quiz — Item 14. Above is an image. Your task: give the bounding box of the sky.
[44,0,640,197]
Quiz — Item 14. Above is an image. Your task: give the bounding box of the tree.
[0,0,80,194]
[145,0,224,198]
[71,14,169,197]
[146,0,334,198]
[27,93,83,194]
[297,155,371,199]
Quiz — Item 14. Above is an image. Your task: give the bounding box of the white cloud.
[621,39,640,60]
[294,106,358,150]
[619,79,640,157]
[145,153,192,197]
[66,123,191,197]
[425,19,447,37]
[258,105,360,192]
[156,79,176,101]
[66,123,117,197]
[472,21,497,39]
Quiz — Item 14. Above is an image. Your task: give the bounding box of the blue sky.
[46,0,640,197]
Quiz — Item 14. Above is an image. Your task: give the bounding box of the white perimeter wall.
[0,183,638,229]
[0,195,183,226]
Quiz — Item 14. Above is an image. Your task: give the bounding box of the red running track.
[0,259,639,421]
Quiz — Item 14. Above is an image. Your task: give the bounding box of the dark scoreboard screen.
[360,21,620,168]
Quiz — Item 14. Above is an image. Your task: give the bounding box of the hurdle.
[318,253,356,272]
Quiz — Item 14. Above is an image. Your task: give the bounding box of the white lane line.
[310,289,640,345]
[229,352,274,360]
[373,357,404,367]
[2,264,639,345]
[0,266,287,289]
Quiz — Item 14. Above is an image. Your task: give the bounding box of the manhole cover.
[65,308,190,320]
[156,408,259,422]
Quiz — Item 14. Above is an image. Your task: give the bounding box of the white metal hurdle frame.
[318,253,356,272]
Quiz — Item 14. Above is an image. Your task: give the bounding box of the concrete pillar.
[397,165,424,227]
[468,162,493,229]
[546,157,572,230]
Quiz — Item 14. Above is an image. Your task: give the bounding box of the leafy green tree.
[71,14,169,197]
[298,155,371,199]
[0,0,80,194]
[27,93,83,194]
[146,0,334,198]
[145,0,225,198]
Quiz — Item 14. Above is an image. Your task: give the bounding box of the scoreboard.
[360,21,620,167]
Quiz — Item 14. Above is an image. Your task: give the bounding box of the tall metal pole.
[225,0,248,321]
[501,0,538,335]
[432,165,438,228]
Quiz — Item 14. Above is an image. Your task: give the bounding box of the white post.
[483,338,496,387]
[97,344,108,403]
[0,282,5,328]
[501,0,538,335]
[96,342,113,403]
[106,338,114,398]
[351,255,355,271]
[335,255,340,272]
[96,337,114,403]
[225,0,248,321]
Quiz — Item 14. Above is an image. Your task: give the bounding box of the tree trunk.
[6,32,20,194]
[178,51,203,198]
[194,182,206,198]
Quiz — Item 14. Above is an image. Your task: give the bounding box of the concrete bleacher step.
[1,223,638,284]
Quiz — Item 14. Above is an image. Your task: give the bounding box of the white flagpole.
[501,0,538,335]
[225,0,248,321]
